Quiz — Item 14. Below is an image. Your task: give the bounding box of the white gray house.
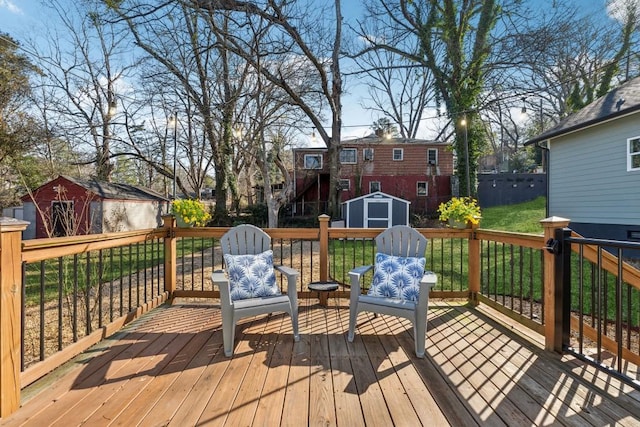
[526,76,640,241]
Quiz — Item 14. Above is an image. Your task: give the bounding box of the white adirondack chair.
[212,224,300,357]
[348,225,437,358]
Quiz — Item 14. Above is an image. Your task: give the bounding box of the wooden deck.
[3,299,640,426]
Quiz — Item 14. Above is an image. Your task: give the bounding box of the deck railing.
[2,214,639,417]
[553,229,640,381]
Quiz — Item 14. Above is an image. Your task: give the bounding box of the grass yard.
[23,237,216,305]
[479,196,546,233]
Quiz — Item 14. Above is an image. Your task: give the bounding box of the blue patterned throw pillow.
[368,252,426,302]
[224,250,280,301]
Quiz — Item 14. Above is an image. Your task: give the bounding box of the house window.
[393,148,403,161]
[369,181,381,193]
[304,154,322,169]
[427,149,438,165]
[363,148,374,161]
[339,179,350,191]
[417,182,428,196]
[628,136,640,170]
[340,148,357,164]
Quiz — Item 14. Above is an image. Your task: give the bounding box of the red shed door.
[52,201,74,237]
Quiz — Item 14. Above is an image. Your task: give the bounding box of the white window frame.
[304,153,323,169]
[339,179,350,191]
[369,181,381,193]
[417,182,428,196]
[628,136,640,171]
[427,148,438,165]
[340,148,357,164]
[363,148,374,161]
[393,148,403,161]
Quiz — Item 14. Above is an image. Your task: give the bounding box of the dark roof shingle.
[526,75,640,145]
[65,176,170,202]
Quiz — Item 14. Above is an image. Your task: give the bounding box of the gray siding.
[549,114,640,225]
[392,199,408,226]
[345,199,364,228]
[22,203,36,239]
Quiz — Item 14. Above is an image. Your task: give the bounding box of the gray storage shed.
[341,191,410,228]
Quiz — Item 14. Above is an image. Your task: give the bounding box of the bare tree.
[29,0,137,182]
[192,0,346,218]
[349,33,435,139]
[106,2,255,222]
[507,2,638,121]
[357,0,504,198]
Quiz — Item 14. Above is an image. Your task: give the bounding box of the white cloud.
[0,0,22,14]
[606,0,640,23]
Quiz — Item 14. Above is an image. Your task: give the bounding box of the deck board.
[3,299,640,427]
[252,316,290,427]
[308,306,337,427]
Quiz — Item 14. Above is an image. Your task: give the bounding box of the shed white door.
[364,198,392,228]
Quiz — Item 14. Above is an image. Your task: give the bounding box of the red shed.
[20,176,170,239]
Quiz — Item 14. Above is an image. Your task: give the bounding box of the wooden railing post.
[468,224,480,305]
[162,215,177,303]
[540,216,571,352]
[0,217,29,418]
[318,214,330,282]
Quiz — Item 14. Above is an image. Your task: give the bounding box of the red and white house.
[292,135,454,216]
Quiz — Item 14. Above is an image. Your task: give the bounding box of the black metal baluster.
[58,257,63,351]
[109,248,114,323]
[136,243,141,307]
[73,255,78,342]
[40,260,45,361]
[616,248,623,372]
[578,245,585,354]
[144,241,149,302]
[128,244,133,311]
[98,250,103,328]
[119,246,124,317]
[86,252,91,336]
[21,262,26,371]
[190,238,195,292]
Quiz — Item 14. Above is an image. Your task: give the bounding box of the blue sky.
[0,0,376,142]
[0,0,42,32]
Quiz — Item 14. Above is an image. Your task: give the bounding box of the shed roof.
[65,176,170,201]
[341,191,411,205]
[525,75,640,145]
[22,176,170,202]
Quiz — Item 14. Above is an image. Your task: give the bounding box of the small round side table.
[308,281,339,307]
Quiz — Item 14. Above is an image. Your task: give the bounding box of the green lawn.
[479,196,546,233]
[24,237,215,305]
[478,197,639,327]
